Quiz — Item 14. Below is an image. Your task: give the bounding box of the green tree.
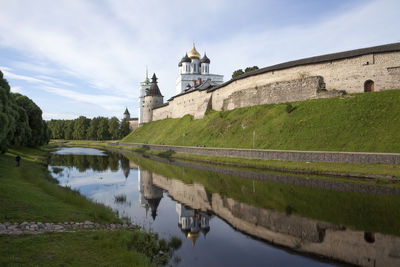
[97,117,110,140]
[119,118,131,138]
[73,116,90,140]
[108,117,120,140]
[244,66,259,72]
[232,66,259,79]
[48,119,65,139]
[13,93,48,146]
[64,120,75,140]
[0,71,15,152]
[232,69,244,79]
[11,101,31,146]
[87,117,101,140]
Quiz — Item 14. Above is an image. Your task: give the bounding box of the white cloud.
[43,112,78,120]
[10,86,22,93]
[2,70,51,85]
[41,86,131,112]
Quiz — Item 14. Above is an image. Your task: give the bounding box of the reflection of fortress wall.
[151,173,211,211]
[129,161,138,169]
[212,194,400,267]
[142,170,163,200]
[145,169,400,266]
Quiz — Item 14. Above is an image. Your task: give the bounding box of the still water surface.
[48,147,400,267]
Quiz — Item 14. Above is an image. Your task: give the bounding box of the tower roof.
[180,53,191,64]
[188,43,200,59]
[200,53,210,64]
[124,108,130,115]
[146,73,163,96]
[143,66,150,83]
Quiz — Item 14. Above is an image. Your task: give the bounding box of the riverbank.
[0,146,181,266]
[56,140,400,180]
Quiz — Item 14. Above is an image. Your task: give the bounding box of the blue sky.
[0,0,399,120]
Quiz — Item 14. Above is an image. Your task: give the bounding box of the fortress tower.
[138,68,151,125]
[123,107,130,120]
[142,73,164,124]
[176,43,223,94]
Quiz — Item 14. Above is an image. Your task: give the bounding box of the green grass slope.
[123,90,400,152]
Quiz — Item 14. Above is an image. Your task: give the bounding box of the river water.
[48,147,400,267]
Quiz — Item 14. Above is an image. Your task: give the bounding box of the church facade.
[176,43,223,95]
[132,42,400,127]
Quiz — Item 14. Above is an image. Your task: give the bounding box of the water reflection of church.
[176,203,210,246]
[137,166,211,245]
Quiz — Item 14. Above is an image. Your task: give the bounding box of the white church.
[176,43,223,95]
[137,43,224,125]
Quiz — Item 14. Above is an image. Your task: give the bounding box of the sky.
[0,0,399,121]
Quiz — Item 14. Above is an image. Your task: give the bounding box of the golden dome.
[187,232,200,246]
[188,43,200,59]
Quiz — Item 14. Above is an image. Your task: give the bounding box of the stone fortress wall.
[150,43,400,122]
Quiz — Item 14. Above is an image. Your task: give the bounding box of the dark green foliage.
[120,118,131,138]
[97,117,110,140]
[168,236,182,250]
[64,120,75,140]
[114,194,127,203]
[13,94,45,146]
[285,103,296,113]
[87,117,101,140]
[244,66,259,73]
[232,69,244,78]
[0,70,49,152]
[49,116,127,141]
[232,66,259,78]
[48,119,65,139]
[73,116,90,140]
[127,230,181,265]
[108,116,120,140]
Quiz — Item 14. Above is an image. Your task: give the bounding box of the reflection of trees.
[108,153,119,172]
[120,155,130,178]
[49,152,128,173]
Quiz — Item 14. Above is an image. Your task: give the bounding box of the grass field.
[0,230,181,266]
[123,90,400,153]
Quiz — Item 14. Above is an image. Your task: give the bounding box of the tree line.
[0,70,50,152]
[48,116,131,141]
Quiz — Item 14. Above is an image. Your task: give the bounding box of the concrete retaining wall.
[117,143,400,164]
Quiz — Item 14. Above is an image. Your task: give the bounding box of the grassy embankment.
[125,153,400,237]
[119,90,400,178]
[0,146,181,266]
[123,90,400,152]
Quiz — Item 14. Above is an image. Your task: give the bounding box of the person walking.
[16,155,21,167]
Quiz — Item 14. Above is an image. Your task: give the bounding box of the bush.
[286,103,296,113]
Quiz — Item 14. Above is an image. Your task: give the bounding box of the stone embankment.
[116,143,400,164]
[0,221,136,235]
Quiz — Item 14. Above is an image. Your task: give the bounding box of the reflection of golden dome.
[187,232,200,246]
[188,43,200,59]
